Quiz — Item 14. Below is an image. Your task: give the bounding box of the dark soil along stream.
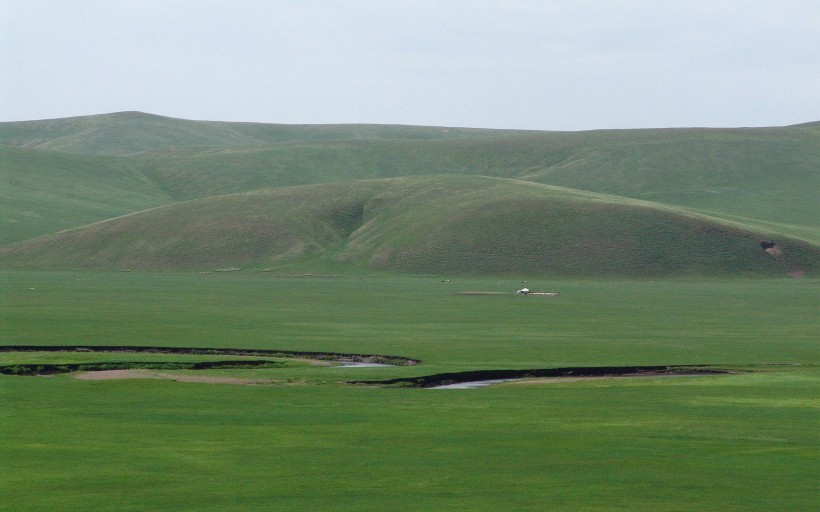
[0,345,419,375]
[1,347,729,387]
[352,365,729,388]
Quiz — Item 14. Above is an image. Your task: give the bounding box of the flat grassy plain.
[2,271,818,510]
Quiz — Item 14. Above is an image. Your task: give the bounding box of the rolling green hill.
[137,128,819,242]
[523,128,820,243]
[2,176,816,276]
[0,111,503,155]
[0,146,172,245]
[2,112,818,243]
[1,112,817,274]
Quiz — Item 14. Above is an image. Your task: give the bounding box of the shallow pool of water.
[430,378,518,389]
[338,362,394,368]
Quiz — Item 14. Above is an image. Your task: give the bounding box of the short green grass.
[2,366,817,511]
[1,271,818,510]
[3,272,818,370]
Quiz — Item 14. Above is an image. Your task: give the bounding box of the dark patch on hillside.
[324,201,366,236]
[758,240,809,277]
[760,240,784,258]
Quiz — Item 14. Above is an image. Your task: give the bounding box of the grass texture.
[1,272,818,511]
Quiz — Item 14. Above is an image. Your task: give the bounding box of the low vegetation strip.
[351,365,729,388]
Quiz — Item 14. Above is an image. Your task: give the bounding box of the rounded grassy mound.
[2,176,817,276]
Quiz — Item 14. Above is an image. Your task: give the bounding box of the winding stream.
[1,346,729,387]
[0,345,418,375]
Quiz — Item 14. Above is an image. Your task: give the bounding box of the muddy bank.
[431,373,719,389]
[0,345,420,376]
[351,365,728,388]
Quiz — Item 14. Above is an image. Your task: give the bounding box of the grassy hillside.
[0,146,172,244]
[2,176,816,276]
[1,112,817,274]
[140,126,819,242]
[524,127,820,243]
[5,133,817,246]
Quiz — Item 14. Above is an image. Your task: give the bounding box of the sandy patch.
[155,373,269,385]
[503,376,621,385]
[74,370,274,385]
[75,370,160,381]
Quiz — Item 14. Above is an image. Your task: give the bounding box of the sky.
[2,0,819,130]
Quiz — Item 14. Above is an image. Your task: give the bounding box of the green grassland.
[1,112,818,510]
[3,272,818,370]
[3,369,818,511]
[1,272,818,511]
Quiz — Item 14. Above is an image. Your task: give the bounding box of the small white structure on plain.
[516,287,530,295]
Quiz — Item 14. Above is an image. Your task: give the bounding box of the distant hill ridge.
[1,112,818,276]
[0,111,510,155]
[3,111,818,156]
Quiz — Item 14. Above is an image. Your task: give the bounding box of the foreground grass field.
[3,368,817,511]
[1,271,818,510]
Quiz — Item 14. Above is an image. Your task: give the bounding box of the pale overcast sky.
[2,0,819,130]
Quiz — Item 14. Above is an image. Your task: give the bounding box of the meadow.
[2,271,818,510]
[1,112,818,509]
